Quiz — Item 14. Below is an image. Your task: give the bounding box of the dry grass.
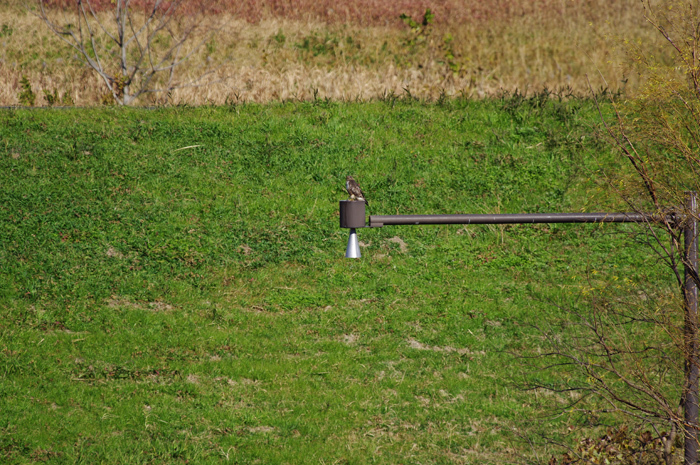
[0,0,667,105]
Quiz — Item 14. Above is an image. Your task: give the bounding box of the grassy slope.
[0,98,672,464]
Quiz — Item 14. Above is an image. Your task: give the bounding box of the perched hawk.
[346,175,368,205]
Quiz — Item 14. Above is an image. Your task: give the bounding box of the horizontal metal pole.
[368,212,660,227]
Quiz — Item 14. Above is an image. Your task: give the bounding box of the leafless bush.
[29,0,227,105]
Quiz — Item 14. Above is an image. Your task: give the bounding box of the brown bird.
[346,175,368,206]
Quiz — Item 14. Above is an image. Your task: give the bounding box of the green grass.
[0,97,676,464]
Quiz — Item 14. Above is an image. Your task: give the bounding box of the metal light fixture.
[339,200,366,259]
[345,228,361,258]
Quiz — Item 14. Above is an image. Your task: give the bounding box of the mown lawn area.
[0,97,672,464]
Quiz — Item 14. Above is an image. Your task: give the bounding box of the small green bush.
[17,76,35,106]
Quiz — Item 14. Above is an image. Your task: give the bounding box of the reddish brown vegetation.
[38,0,612,27]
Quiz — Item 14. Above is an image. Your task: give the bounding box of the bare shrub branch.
[523,3,700,463]
[29,0,227,105]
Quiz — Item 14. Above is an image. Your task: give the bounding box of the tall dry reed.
[0,0,665,105]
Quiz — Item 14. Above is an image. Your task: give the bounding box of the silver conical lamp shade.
[345,228,361,258]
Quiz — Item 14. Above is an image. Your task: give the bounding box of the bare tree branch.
[29,0,228,105]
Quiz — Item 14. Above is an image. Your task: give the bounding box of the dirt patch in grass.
[407,338,485,356]
[105,296,175,312]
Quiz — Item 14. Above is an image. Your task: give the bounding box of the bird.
[346,175,368,206]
